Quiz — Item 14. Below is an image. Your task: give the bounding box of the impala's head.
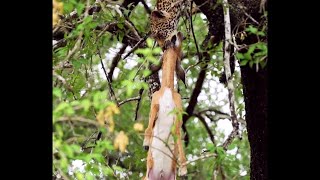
[163,31,185,51]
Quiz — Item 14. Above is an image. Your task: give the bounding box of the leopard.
[150,0,189,49]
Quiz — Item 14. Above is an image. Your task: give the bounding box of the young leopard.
[150,0,188,49]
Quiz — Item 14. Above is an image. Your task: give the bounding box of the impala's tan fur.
[144,32,187,180]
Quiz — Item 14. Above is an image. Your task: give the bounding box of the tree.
[52,0,267,179]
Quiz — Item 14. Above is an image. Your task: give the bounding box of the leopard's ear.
[151,10,165,19]
[170,34,177,45]
[177,31,185,41]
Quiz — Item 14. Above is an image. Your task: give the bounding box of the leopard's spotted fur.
[150,0,188,49]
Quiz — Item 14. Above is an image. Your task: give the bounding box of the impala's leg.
[143,91,159,149]
[173,92,187,176]
[145,150,153,180]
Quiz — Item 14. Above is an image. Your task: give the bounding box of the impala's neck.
[161,48,178,90]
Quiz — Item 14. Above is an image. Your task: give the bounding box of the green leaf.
[152,47,162,54]
[91,153,105,163]
[235,53,244,60]
[77,23,85,31]
[76,3,85,16]
[88,22,98,29]
[260,60,267,69]
[143,69,151,77]
[54,102,69,114]
[63,3,74,13]
[53,88,62,98]
[228,143,237,150]
[112,165,124,172]
[135,48,152,56]
[60,158,68,170]
[85,172,94,180]
[74,75,86,92]
[102,167,114,176]
[249,60,254,68]
[128,70,137,80]
[92,91,107,109]
[247,44,256,54]
[243,53,252,60]
[207,143,215,152]
[118,31,124,42]
[117,23,124,29]
[146,38,153,48]
[72,60,82,69]
[81,99,91,112]
[245,25,258,34]
[70,144,81,152]
[76,172,85,180]
[146,55,157,62]
[71,100,80,106]
[240,59,248,66]
[62,144,74,158]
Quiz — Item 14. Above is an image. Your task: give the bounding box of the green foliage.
[236,24,268,71]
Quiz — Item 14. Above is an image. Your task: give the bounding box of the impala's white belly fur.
[151,88,176,179]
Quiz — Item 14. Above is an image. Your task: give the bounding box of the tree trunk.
[240,64,268,180]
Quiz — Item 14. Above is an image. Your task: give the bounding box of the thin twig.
[185,152,217,165]
[108,44,128,82]
[96,21,118,41]
[197,108,229,116]
[189,0,201,61]
[140,0,151,14]
[106,4,142,40]
[134,89,144,121]
[118,96,141,106]
[81,131,98,150]
[221,0,239,150]
[97,48,119,106]
[141,133,179,166]
[124,20,142,40]
[52,70,77,100]
[185,61,203,73]
[244,11,259,25]
[56,116,100,126]
[123,33,149,60]
[193,113,215,144]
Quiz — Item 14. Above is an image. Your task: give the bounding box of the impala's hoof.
[144,146,149,151]
[178,166,187,177]
[180,175,188,180]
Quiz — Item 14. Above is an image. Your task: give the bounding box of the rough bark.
[240,61,268,180]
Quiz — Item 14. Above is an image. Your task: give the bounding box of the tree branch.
[192,113,215,144]
[108,43,128,82]
[182,52,210,146]
[123,33,149,60]
[140,0,151,14]
[185,152,217,165]
[221,0,238,150]
[189,0,202,60]
[56,116,100,127]
[134,88,144,121]
[118,96,141,106]
[97,48,119,106]
[197,108,229,117]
